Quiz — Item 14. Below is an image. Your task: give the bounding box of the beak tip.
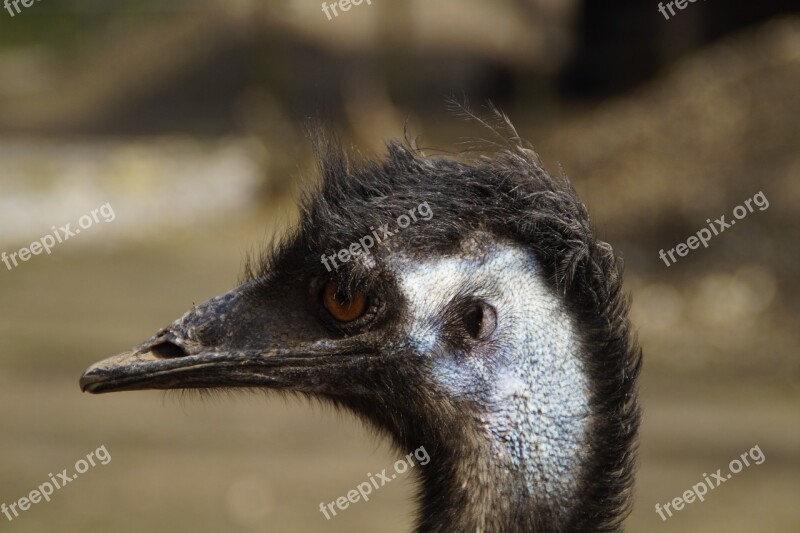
[79,369,100,394]
[79,357,119,394]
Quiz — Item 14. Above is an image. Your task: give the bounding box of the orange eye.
[323,281,368,322]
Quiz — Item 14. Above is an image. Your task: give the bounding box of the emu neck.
[411,422,576,533]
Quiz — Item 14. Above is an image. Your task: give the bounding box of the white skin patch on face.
[392,240,589,500]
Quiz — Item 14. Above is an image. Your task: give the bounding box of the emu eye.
[322,281,368,322]
[463,301,497,340]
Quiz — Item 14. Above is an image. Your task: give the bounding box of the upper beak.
[78,343,250,394]
[79,283,372,394]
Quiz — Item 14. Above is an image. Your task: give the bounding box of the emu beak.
[79,282,371,394]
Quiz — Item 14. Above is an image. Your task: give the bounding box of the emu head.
[80,117,641,532]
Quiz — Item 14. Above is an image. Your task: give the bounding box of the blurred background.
[1,1,798,531]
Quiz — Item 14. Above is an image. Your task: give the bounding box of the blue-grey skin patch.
[391,238,589,500]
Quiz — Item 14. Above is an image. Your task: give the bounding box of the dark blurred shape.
[0,1,575,136]
[560,0,800,98]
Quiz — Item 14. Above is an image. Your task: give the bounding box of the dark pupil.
[463,304,484,338]
[335,291,350,306]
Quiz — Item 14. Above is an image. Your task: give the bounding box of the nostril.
[151,341,187,359]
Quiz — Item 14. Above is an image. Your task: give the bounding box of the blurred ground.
[1,4,799,533]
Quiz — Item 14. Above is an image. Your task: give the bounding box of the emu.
[80,111,641,532]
